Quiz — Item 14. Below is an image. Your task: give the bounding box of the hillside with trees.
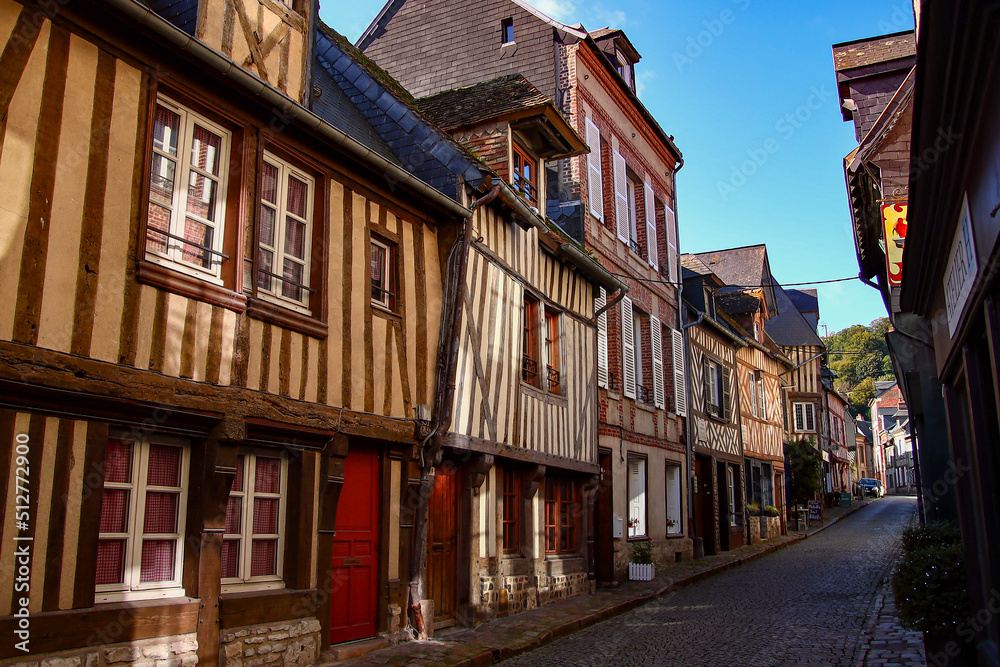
[822,317,895,419]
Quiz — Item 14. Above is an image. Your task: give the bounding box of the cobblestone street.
[500,496,921,667]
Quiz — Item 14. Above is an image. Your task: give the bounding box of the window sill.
[371,301,402,320]
[634,400,656,414]
[247,297,327,339]
[626,535,649,542]
[521,381,568,404]
[137,260,247,313]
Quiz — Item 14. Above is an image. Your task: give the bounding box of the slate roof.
[693,245,769,289]
[313,23,489,199]
[787,288,818,314]
[416,75,552,130]
[833,31,915,71]
[717,290,760,315]
[765,283,825,348]
[874,380,897,397]
[680,254,715,277]
[857,419,873,441]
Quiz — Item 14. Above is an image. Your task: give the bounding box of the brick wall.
[361,0,558,101]
[455,123,510,178]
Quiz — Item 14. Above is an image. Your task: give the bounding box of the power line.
[608,272,860,289]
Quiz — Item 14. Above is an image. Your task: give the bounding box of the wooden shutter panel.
[722,366,732,422]
[666,465,681,534]
[628,458,645,536]
[650,315,664,409]
[596,287,609,388]
[621,297,636,399]
[586,118,603,220]
[702,355,712,415]
[613,151,629,243]
[644,183,658,270]
[665,205,677,284]
[671,329,687,416]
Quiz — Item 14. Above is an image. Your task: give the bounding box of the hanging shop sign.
[944,194,978,338]
[881,202,907,286]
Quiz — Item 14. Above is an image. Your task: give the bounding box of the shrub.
[629,538,654,565]
[763,505,780,517]
[891,521,970,638]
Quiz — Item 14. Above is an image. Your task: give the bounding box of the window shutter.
[628,459,645,536]
[650,315,664,409]
[621,297,636,399]
[722,366,732,422]
[702,356,712,415]
[671,329,687,416]
[666,465,681,534]
[586,118,603,220]
[644,183,658,270]
[596,287,609,388]
[665,205,677,284]
[613,151,629,243]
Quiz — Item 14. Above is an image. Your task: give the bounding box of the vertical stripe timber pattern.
[0,10,440,418]
[451,206,598,464]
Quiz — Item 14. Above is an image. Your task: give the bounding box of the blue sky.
[321,0,914,334]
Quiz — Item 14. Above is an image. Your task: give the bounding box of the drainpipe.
[408,183,501,639]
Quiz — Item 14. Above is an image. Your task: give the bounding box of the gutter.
[102,0,473,222]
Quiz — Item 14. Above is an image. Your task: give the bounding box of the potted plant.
[628,537,655,581]
[746,503,762,543]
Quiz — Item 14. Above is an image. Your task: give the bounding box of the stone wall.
[220,618,321,667]
[501,574,535,615]
[537,572,589,606]
[7,633,198,667]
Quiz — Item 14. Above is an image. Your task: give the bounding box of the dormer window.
[511,141,538,205]
[501,18,514,44]
[616,50,634,89]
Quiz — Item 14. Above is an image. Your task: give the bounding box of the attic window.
[501,18,514,44]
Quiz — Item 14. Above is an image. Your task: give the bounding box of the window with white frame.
[665,463,682,535]
[96,436,189,602]
[627,455,647,538]
[370,237,394,310]
[793,401,816,432]
[727,465,738,527]
[145,96,231,281]
[757,372,766,420]
[221,452,287,589]
[748,370,758,418]
[257,153,314,312]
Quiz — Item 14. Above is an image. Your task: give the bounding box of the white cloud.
[532,0,578,22]
[589,7,627,28]
[636,68,656,98]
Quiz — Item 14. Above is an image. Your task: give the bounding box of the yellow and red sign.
[881,203,907,286]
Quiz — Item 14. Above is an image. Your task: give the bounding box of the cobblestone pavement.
[500,496,918,667]
[858,577,926,666]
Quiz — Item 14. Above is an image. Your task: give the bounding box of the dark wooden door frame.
[595,448,614,583]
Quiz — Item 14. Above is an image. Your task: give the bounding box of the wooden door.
[717,461,731,552]
[694,456,716,555]
[595,450,614,582]
[427,464,458,626]
[330,448,380,645]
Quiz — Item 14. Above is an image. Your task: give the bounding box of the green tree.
[786,438,821,505]
[849,377,876,419]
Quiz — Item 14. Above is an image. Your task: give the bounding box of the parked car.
[859,478,884,497]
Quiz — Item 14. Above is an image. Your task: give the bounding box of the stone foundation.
[651,538,694,565]
[7,633,199,667]
[220,618,321,667]
[749,517,762,543]
[537,571,589,606]
[501,574,535,614]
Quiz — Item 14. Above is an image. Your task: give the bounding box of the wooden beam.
[442,433,598,475]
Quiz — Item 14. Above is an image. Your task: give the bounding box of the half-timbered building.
[680,256,745,554]
[358,0,692,585]
[0,0,618,662]
[693,246,792,540]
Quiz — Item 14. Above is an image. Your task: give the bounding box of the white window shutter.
[628,458,646,537]
[644,183,658,270]
[665,205,677,284]
[671,328,686,416]
[613,151,629,243]
[596,287,609,388]
[586,118,603,220]
[650,315,664,409]
[666,466,681,534]
[621,296,636,399]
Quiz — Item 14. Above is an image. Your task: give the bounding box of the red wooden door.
[330,448,380,645]
[427,464,458,626]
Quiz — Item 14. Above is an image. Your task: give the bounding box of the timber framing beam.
[0,340,420,444]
